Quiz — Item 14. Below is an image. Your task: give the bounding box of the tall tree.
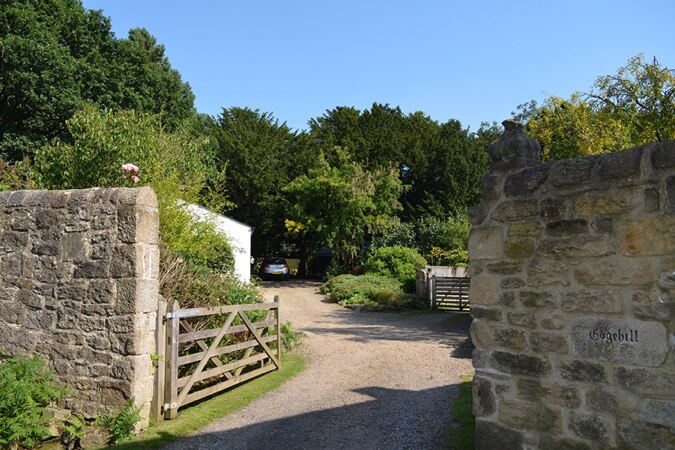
[284,149,404,272]
[211,107,316,257]
[0,0,195,161]
[519,55,674,160]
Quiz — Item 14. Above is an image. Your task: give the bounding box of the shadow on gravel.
[153,384,463,450]
[303,310,474,359]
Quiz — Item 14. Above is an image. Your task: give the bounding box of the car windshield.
[265,258,286,265]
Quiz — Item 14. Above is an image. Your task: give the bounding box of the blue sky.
[82,0,674,132]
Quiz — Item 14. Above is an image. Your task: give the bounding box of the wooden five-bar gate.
[154,297,281,420]
[429,276,471,311]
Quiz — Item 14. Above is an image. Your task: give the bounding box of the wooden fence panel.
[431,276,471,311]
[162,299,280,419]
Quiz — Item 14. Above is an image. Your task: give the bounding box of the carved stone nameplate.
[570,318,668,367]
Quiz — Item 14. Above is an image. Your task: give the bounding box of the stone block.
[586,386,638,416]
[508,221,540,237]
[501,277,525,289]
[507,312,536,329]
[527,258,569,287]
[498,291,517,307]
[537,311,566,330]
[590,217,614,234]
[644,187,660,212]
[572,190,635,216]
[618,419,675,450]
[110,245,136,278]
[482,174,501,202]
[667,175,675,213]
[469,227,504,260]
[472,376,496,416]
[537,234,614,258]
[540,198,566,221]
[472,348,490,369]
[470,319,493,348]
[568,412,615,446]
[62,232,88,262]
[487,261,522,275]
[492,200,539,222]
[470,306,502,322]
[636,399,675,429]
[558,359,606,382]
[505,239,535,259]
[530,332,568,354]
[135,206,159,245]
[0,301,25,324]
[474,419,524,450]
[519,291,557,308]
[87,280,115,304]
[570,317,668,367]
[596,146,643,182]
[649,141,675,169]
[56,309,79,330]
[549,157,595,187]
[575,257,654,287]
[620,216,675,256]
[546,219,587,236]
[469,203,488,225]
[491,351,551,377]
[136,279,159,314]
[499,399,562,432]
[504,165,550,197]
[493,327,527,350]
[468,273,499,306]
[537,435,591,450]
[516,378,580,408]
[74,261,109,279]
[614,367,675,395]
[561,289,624,313]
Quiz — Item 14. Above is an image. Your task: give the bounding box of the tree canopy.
[519,55,674,160]
[0,0,195,161]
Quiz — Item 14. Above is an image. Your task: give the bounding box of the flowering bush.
[122,163,140,184]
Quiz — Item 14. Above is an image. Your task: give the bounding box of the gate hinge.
[163,402,178,411]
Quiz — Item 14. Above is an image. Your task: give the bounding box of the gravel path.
[163,280,474,450]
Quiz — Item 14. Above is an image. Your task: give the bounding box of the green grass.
[444,374,474,450]
[106,353,305,449]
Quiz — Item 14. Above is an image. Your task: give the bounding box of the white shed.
[184,204,253,283]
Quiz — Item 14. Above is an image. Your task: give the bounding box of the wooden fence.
[430,276,471,311]
[155,297,281,419]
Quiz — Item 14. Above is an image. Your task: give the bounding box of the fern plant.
[0,355,66,449]
[96,398,141,445]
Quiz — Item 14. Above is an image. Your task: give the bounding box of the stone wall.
[0,187,159,426]
[468,122,675,449]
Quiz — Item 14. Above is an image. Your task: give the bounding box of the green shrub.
[321,274,408,308]
[280,322,304,352]
[0,355,66,449]
[96,398,141,445]
[427,247,469,267]
[160,243,262,310]
[364,246,426,293]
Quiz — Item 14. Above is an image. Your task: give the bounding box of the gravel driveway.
[163,280,474,450]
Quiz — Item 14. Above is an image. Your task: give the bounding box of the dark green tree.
[0,0,195,161]
[211,107,317,258]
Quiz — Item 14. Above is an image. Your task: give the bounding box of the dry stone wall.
[0,187,158,426]
[468,121,675,449]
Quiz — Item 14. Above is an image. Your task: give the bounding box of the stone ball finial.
[486,119,542,172]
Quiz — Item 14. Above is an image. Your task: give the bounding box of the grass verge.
[107,353,305,450]
[444,374,474,449]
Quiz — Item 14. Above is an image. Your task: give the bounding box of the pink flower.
[122,163,139,173]
[131,175,140,184]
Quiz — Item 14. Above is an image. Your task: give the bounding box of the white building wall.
[184,204,253,283]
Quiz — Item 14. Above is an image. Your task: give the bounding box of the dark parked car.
[259,257,290,281]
